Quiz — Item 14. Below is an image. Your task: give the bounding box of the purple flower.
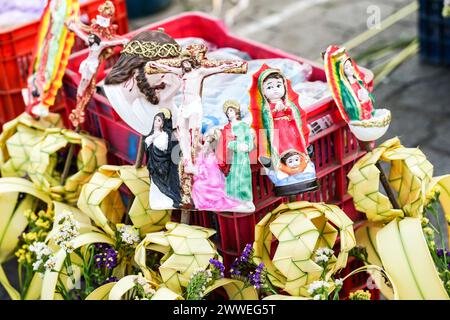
[247,263,265,290]
[209,258,225,277]
[94,245,118,269]
[437,249,444,257]
[241,244,253,263]
[100,277,118,285]
[446,251,450,258]
[448,263,450,270]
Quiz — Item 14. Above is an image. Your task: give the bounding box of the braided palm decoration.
[121,40,181,59]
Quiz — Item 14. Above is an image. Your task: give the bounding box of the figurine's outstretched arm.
[202,61,244,76]
[66,19,89,44]
[147,61,182,75]
[101,37,130,49]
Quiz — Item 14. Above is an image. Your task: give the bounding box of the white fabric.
[103,84,178,136]
[149,182,174,210]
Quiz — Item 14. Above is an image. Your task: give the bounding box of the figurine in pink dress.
[191,131,241,211]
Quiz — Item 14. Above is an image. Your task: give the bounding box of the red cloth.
[270,102,307,155]
[216,122,235,176]
[350,81,373,120]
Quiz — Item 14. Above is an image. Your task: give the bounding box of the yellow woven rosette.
[27,128,107,204]
[0,112,63,177]
[135,222,218,294]
[253,201,356,297]
[349,137,450,300]
[77,165,171,236]
[0,177,53,300]
[348,137,433,222]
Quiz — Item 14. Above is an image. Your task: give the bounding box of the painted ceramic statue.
[324,45,391,142]
[66,0,129,127]
[249,64,318,196]
[191,128,243,211]
[103,29,182,137]
[25,0,79,117]
[145,108,182,209]
[145,42,248,209]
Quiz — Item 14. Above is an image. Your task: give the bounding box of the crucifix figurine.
[145,43,247,174]
[65,0,129,127]
[60,1,128,184]
[145,43,247,208]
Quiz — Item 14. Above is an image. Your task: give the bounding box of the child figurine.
[249,64,318,196]
[324,45,391,142]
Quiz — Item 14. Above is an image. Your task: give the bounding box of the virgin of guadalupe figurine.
[222,100,255,211]
[249,64,318,196]
[145,108,182,209]
[324,45,391,142]
[191,129,242,211]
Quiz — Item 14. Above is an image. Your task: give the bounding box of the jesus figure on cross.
[146,43,247,173]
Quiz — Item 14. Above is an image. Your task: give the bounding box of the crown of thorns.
[121,40,181,59]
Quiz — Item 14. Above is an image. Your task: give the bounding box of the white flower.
[135,275,148,287]
[32,260,43,271]
[307,280,331,294]
[29,242,53,260]
[334,278,344,287]
[116,224,140,247]
[314,254,329,263]
[313,294,322,300]
[315,247,334,257]
[52,210,80,253]
[44,255,57,271]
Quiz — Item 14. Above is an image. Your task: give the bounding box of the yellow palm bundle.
[77,165,171,236]
[253,201,356,296]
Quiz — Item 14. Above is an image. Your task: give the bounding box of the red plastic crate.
[0,0,129,126]
[62,12,376,297]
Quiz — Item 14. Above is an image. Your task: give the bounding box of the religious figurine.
[24,0,79,117]
[191,129,242,211]
[145,43,247,173]
[249,64,318,196]
[103,30,182,139]
[145,109,182,209]
[324,45,391,142]
[221,100,255,210]
[65,1,129,127]
[145,43,247,208]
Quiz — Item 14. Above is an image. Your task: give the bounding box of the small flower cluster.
[248,262,265,290]
[116,224,140,247]
[28,241,56,274]
[94,244,118,269]
[230,244,274,293]
[134,274,156,300]
[53,210,80,253]
[185,267,214,300]
[349,290,371,300]
[230,243,253,276]
[314,247,334,265]
[209,258,225,278]
[307,280,332,300]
